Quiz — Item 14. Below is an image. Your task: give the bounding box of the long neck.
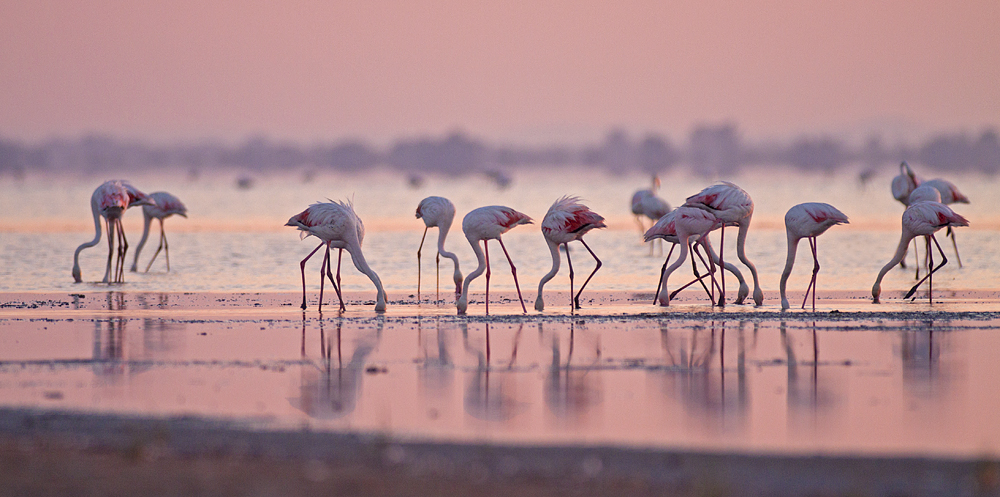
[872,232,913,302]
[131,212,154,271]
[436,219,462,285]
[344,241,387,312]
[779,232,800,309]
[459,236,487,311]
[735,217,763,305]
[72,199,103,282]
[534,240,561,311]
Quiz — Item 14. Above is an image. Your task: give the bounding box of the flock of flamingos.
[71,161,969,314]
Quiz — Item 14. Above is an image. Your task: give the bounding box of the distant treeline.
[1,124,998,177]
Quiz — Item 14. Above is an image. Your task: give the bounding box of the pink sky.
[1,0,998,143]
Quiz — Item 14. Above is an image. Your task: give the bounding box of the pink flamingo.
[631,177,671,255]
[415,196,463,301]
[779,203,850,311]
[647,206,721,306]
[286,200,386,312]
[131,191,187,273]
[72,180,153,284]
[457,206,532,315]
[645,210,750,305]
[534,196,606,311]
[890,162,969,268]
[872,201,969,304]
[683,182,762,306]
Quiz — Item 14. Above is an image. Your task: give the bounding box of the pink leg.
[905,235,949,301]
[324,248,345,312]
[318,242,330,312]
[718,225,726,304]
[565,243,575,309]
[299,242,325,309]
[417,226,427,301]
[497,238,527,313]
[484,240,491,315]
[653,243,676,304]
[574,239,602,309]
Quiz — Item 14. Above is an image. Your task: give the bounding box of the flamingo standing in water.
[131,191,187,273]
[631,176,671,255]
[286,200,386,312]
[779,203,850,311]
[644,209,750,305]
[683,182,763,306]
[890,161,970,268]
[872,201,969,304]
[415,196,463,301]
[647,206,720,306]
[72,180,153,284]
[534,196,606,311]
[457,206,532,315]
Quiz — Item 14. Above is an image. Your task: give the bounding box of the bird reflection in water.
[656,321,749,431]
[780,322,839,427]
[543,321,603,423]
[418,317,455,418]
[92,316,128,382]
[462,322,527,422]
[292,313,382,419]
[899,320,947,400]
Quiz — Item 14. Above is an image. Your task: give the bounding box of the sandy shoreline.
[4,290,1000,495]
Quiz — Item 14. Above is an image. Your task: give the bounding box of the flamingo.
[683,181,763,306]
[534,196,606,311]
[890,162,969,268]
[646,206,721,306]
[644,210,750,305]
[415,196,463,301]
[891,161,921,206]
[631,176,671,255]
[778,203,850,311]
[286,200,387,312]
[921,177,969,267]
[457,205,532,315]
[872,201,969,304]
[72,180,153,284]
[130,191,187,273]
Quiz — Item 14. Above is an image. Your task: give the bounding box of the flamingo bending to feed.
[683,181,763,306]
[534,196,606,311]
[131,191,187,273]
[286,200,386,312]
[872,201,969,304]
[72,180,153,284]
[457,206,532,315]
[779,203,849,311]
[891,161,970,268]
[415,196,463,301]
[645,210,751,305]
[646,206,721,306]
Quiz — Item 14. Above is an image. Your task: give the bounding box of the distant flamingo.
[534,196,606,311]
[415,196,463,301]
[644,209,750,305]
[631,176,671,255]
[683,182,763,306]
[891,161,921,206]
[286,200,386,312]
[872,201,969,304]
[921,177,970,267]
[779,203,850,311]
[457,206,532,315]
[890,162,969,268]
[72,180,153,284]
[647,206,720,306]
[131,191,187,273]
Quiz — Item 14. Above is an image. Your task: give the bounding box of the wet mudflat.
[3,290,1000,496]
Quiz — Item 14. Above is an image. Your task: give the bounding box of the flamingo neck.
[735,218,763,305]
[779,231,800,310]
[343,241,387,312]
[436,221,462,286]
[872,231,914,302]
[72,199,104,282]
[534,240,561,311]
[459,237,487,312]
[131,212,154,272]
[658,235,691,304]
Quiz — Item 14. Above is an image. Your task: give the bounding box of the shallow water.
[1,293,1000,459]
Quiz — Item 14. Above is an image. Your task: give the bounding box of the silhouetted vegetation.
[1,125,998,177]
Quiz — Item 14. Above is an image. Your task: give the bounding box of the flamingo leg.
[654,243,676,304]
[417,226,427,301]
[144,222,164,272]
[905,235,949,301]
[718,225,726,305]
[801,236,820,311]
[668,245,714,302]
[565,243,575,310]
[948,227,962,268]
[574,239,602,309]
[324,251,345,312]
[162,220,170,272]
[103,218,114,283]
[336,248,343,297]
[298,242,325,309]
[497,238,527,313]
[484,240,491,315]
[318,242,330,312]
[116,218,128,283]
[690,241,717,305]
[436,251,441,302]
